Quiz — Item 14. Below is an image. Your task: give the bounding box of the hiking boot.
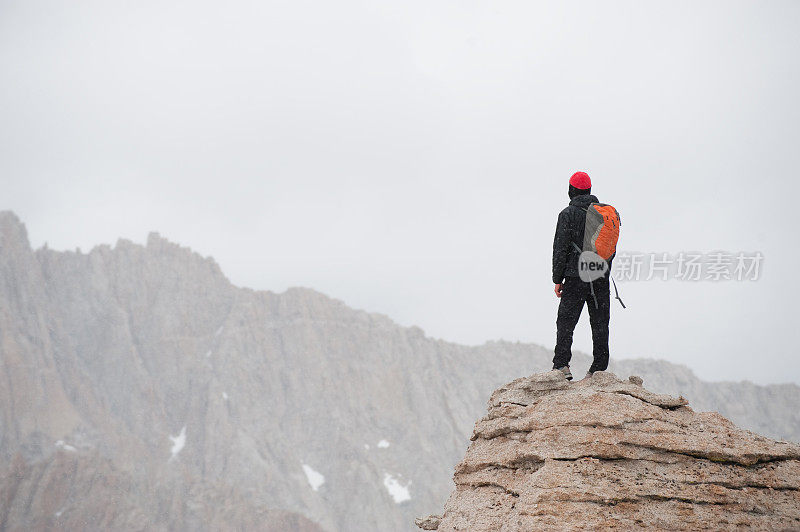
[555,366,573,381]
[584,371,594,380]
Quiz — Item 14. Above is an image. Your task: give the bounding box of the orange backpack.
[582,203,621,260]
[573,203,625,308]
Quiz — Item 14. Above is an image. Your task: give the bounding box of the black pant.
[553,275,610,373]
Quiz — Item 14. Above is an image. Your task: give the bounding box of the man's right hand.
[554,283,563,298]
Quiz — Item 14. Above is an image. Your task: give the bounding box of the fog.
[2,0,799,384]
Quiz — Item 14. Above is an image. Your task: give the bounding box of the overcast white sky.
[2,0,799,385]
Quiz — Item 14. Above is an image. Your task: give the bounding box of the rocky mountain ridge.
[0,210,798,530]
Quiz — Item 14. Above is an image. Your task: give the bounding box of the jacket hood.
[569,194,599,208]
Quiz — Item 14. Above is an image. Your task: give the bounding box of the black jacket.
[552,193,613,284]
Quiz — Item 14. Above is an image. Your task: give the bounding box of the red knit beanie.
[569,171,591,190]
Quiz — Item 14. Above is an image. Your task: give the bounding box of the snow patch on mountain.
[169,426,186,460]
[55,440,76,452]
[383,473,411,503]
[302,463,325,491]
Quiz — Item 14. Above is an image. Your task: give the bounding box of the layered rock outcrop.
[421,371,800,530]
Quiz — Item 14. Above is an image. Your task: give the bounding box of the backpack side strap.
[610,276,626,309]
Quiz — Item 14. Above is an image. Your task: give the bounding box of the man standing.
[551,171,613,381]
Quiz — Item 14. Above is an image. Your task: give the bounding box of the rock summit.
[419,371,800,530]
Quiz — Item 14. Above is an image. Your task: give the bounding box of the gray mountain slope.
[0,210,797,530]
